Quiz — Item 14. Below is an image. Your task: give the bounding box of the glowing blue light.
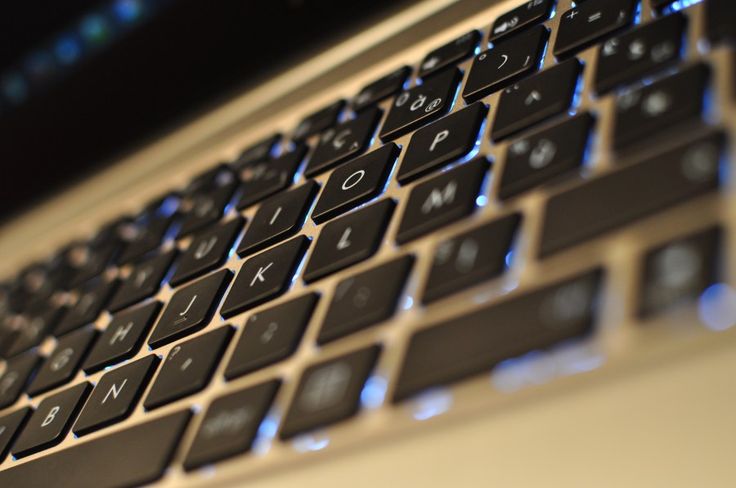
[664,0,704,14]
[157,195,180,218]
[2,72,28,104]
[55,36,82,65]
[504,250,514,268]
[252,412,280,455]
[402,295,414,310]
[475,195,488,207]
[292,433,330,453]
[80,15,111,45]
[113,0,144,23]
[411,388,453,421]
[360,375,388,409]
[698,283,736,332]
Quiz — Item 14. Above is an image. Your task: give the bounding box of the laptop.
[0,0,734,486]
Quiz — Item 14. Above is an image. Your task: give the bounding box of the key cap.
[554,0,638,58]
[612,64,708,151]
[595,13,686,95]
[489,0,554,43]
[83,301,161,373]
[54,278,118,336]
[234,145,307,210]
[178,169,238,238]
[170,217,243,287]
[0,410,190,487]
[539,131,723,257]
[118,196,179,264]
[304,108,382,177]
[293,100,346,141]
[183,380,280,471]
[225,294,318,380]
[379,68,461,141]
[237,181,318,257]
[318,255,414,345]
[422,213,521,303]
[398,102,487,184]
[235,133,281,168]
[650,0,675,10]
[353,66,411,112]
[394,269,602,402]
[0,352,39,409]
[4,306,65,357]
[28,327,97,396]
[396,158,488,245]
[74,355,159,436]
[279,345,380,439]
[221,236,310,318]
[148,269,232,349]
[706,0,736,44]
[498,113,594,200]
[108,249,176,312]
[12,382,91,458]
[312,143,399,223]
[419,30,481,79]
[303,199,395,283]
[144,326,232,410]
[491,58,582,142]
[463,25,548,103]
[0,407,30,463]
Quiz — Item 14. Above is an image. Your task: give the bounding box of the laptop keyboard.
[0,0,734,485]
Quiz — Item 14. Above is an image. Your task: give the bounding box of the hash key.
[554,0,638,58]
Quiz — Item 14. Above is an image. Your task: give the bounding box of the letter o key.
[341,170,365,191]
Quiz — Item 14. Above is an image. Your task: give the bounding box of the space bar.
[0,410,191,488]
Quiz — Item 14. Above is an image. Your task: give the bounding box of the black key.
[312,144,399,223]
[304,200,395,283]
[539,131,723,257]
[221,236,310,318]
[170,218,243,287]
[318,255,414,345]
[612,64,708,151]
[237,181,318,257]
[54,278,118,335]
[651,0,675,10]
[83,301,161,373]
[12,382,91,458]
[422,213,521,304]
[0,352,39,409]
[4,306,64,357]
[304,108,382,177]
[379,68,461,141]
[234,145,307,210]
[498,113,594,200]
[396,158,488,245]
[293,100,345,141]
[491,58,581,141]
[463,25,548,103]
[183,380,280,471]
[595,13,685,95]
[74,356,159,436]
[554,0,638,58]
[706,0,736,44]
[398,103,487,184]
[178,171,238,238]
[353,66,411,111]
[279,345,380,439]
[144,326,232,410]
[639,227,721,317]
[489,0,554,42]
[235,133,281,168]
[419,30,481,78]
[225,294,317,380]
[28,327,96,396]
[108,249,176,312]
[118,196,179,264]
[0,407,30,463]
[0,410,190,488]
[147,269,232,349]
[393,269,602,402]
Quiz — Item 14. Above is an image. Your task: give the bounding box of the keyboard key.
[144,326,232,410]
[0,410,190,487]
[539,131,723,257]
[394,269,602,401]
[380,67,461,141]
[28,327,97,396]
[237,181,318,257]
[12,382,91,458]
[108,249,176,312]
[4,306,65,357]
[650,0,675,10]
[170,217,243,287]
[83,301,161,373]
[178,168,238,238]
[419,30,481,78]
[235,133,281,168]
[293,100,346,141]
[312,143,399,223]
[396,158,488,245]
[613,63,709,151]
[234,145,307,210]
[0,407,30,463]
[221,236,310,318]
[305,108,382,177]
[54,278,118,335]
[225,294,318,380]
[422,213,521,304]
[489,0,554,43]
[303,199,395,283]
[118,196,179,264]
[398,102,487,184]
[148,269,232,349]
[183,380,280,471]
[463,25,548,103]
[279,345,380,439]
[0,352,39,409]
[491,58,582,141]
[706,0,736,44]
[595,13,686,94]
[554,0,638,58]
[353,66,411,111]
[318,255,414,345]
[498,113,594,200]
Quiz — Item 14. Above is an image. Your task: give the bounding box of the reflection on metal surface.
[411,388,453,421]
[292,433,331,453]
[698,283,736,332]
[361,375,389,410]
